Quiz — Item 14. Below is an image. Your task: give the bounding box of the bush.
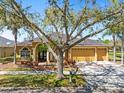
[4,57,14,62]
[0,57,14,64]
[0,58,4,63]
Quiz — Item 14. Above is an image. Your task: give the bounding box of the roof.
[0,36,14,47]
[17,40,32,46]
[17,37,111,47]
[76,39,111,46]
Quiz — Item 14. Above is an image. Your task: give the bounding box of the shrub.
[0,58,4,63]
[0,57,14,64]
[4,57,14,62]
[0,74,85,87]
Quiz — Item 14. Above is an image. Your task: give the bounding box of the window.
[20,48,30,58]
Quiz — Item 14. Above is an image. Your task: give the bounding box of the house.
[16,36,110,63]
[0,36,14,58]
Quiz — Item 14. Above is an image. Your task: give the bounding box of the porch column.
[33,48,36,62]
[95,47,97,61]
[47,51,50,64]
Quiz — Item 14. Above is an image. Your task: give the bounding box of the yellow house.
[16,37,110,63]
[0,36,14,58]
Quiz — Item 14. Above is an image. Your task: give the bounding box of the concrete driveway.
[77,61,124,93]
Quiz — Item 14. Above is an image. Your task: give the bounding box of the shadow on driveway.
[77,62,124,93]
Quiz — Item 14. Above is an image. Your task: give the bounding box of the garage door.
[71,48,95,62]
[97,48,107,61]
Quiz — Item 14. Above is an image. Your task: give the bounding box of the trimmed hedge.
[0,57,14,64]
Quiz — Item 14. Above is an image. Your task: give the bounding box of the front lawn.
[3,67,32,71]
[109,51,123,61]
[0,74,85,87]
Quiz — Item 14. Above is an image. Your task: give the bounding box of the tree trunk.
[121,32,124,64]
[121,43,124,64]
[57,50,64,79]
[13,28,17,64]
[65,50,69,61]
[113,33,116,63]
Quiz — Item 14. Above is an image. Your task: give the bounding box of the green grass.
[108,51,123,61]
[0,74,85,88]
[2,68,32,71]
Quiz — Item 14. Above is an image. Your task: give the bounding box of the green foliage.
[4,68,32,71]
[103,39,111,44]
[0,6,6,27]
[110,0,119,8]
[38,44,48,52]
[0,57,14,64]
[109,51,122,61]
[0,74,85,87]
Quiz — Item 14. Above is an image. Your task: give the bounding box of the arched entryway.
[35,44,47,62]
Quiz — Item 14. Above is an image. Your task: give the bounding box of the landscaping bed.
[0,57,14,64]
[0,74,85,87]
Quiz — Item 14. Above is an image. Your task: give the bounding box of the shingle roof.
[0,36,14,47]
[77,39,111,46]
[17,40,32,46]
[17,37,111,47]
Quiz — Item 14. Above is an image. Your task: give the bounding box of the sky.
[0,0,112,42]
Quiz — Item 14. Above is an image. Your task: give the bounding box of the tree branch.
[69,7,87,37]
[70,8,122,41]
[11,0,59,49]
[46,15,63,45]
[64,0,69,42]
[65,19,124,51]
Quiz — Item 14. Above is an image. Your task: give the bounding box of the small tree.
[0,5,20,64]
[0,4,33,64]
[116,22,124,64]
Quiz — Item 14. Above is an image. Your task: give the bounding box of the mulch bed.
[17,61,57,71]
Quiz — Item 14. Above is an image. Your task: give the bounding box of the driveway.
[77,61,124,93]
[0,61,124,93]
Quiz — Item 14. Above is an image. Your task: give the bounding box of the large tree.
[0,0,124,78]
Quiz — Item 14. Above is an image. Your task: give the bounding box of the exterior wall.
[16,41,55,62]
[16,41,109,62]
[16,46,33,56]
[0,47,14,58]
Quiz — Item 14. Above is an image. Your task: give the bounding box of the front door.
[38,51,47,62]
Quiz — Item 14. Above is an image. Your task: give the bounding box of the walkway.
[0,70,56,75]
[77,61,124,93]
[0,70,74,75]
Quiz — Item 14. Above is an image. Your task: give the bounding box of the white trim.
[19,46,31,52]
[34,43,48,61]
[106,47,109,61]
[34,43,42,61]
